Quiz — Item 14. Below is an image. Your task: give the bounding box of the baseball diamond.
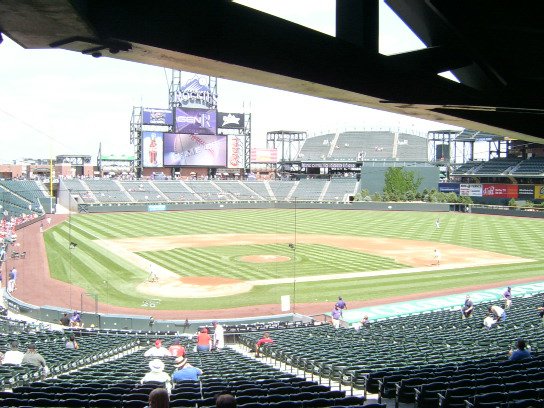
[16,208,542,319]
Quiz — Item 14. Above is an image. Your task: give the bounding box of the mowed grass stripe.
[44,209,544,310]
[136,243,407,280]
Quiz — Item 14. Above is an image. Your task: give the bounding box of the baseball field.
[41,208,544,314]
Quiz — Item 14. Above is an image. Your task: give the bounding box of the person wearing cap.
[2,341,24,365]
[145,339,171,357]
[168,339,185,357]
[172,356,203,382]
[21,343,49,378]
[142,359,172,392]
[212,321,225,350]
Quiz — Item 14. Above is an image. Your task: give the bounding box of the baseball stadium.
[1,2,544,408]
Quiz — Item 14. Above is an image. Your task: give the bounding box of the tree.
[383,167,423,197]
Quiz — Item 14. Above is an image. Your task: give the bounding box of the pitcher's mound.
[240,255,291,263]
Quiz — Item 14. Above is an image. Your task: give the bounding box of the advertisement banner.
[175,108,216,134]
[438,183,460,194]
[302,163,357,169]
[218,112,245,129]
[142,132,164,168]
[518,185,534,199]
[227,135,245,169]
[535,185,544,199]
[250,148,278,163]
[163,133,226,167]
[460,184,471,196]
[469,184,483,197]
[142,108,173,126]
[482,184,518,198]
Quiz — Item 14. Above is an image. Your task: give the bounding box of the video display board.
[142,108,173,126]
[142,131,164,167]
[163,133,226,167]
[174,108,216,135]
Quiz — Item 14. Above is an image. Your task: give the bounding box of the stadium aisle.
[341,281,544,325]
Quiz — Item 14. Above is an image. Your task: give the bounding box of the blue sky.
[0,1,459,163]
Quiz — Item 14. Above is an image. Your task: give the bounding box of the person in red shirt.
[168,339,185,357]
[196,328,212,352]
[255,332,273,357]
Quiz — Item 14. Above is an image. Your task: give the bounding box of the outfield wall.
[78,201,451,213]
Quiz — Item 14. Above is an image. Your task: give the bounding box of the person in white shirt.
[141,359,172,393]
[144,340,171,357]
[212,321,225,350]
[3,341,24,365]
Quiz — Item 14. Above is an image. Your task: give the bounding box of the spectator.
[69,311,82,328]
[255,332,273,357]
[21,344,49,378]
[144,340,171,357]
[59,313,70,326]
[335,297,347,315]
[509,339,531,361]
[359,315,370,327]
[331,305,342,329]
[2,341,24,365]
[148,388,170,408]
[172,357,203,382]
[461,295,474,319]
[65,335,79,350]
[168,339,185,358]
[216,393,237,408]
[141,359,172,393]
[0,351,4,364]
[489,305,507,322]
[537,296,544,319]
[503,286,512,309]
[212,321,225,350]
[196,328,212,352]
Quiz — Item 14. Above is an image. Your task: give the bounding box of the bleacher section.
[214,181,265,201]
[395,133,427,161]
[322,178,358,201]
[153,181,200,201]
[239,293,544,407]
[84,180,132,203]
[61,179,97,204]
[330,131,395,160]
[297,134,335,161]
[511,157,544,175]
[451,162,481,176]
[289,179,327,201]
[0,180,48,214]
[472,157,521,175]
[184,181,223,201]
[61,179,357,204]
[120,181,165,202]
[268,181,296,201]
[243,181,272,201]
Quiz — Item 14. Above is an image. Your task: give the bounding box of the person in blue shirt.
[509,339,532,361]
[172,357,203,383]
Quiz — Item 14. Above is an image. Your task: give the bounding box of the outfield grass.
[44,209,544,310]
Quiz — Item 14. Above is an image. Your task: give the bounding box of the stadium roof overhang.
[1,1,542,142]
